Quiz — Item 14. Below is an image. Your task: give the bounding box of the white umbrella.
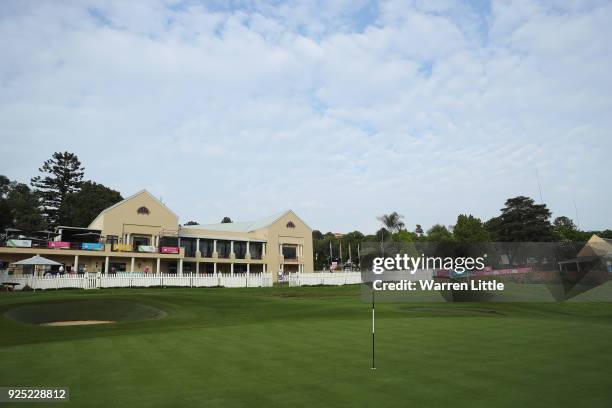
[10,255,63,291]
[12,255,62,266]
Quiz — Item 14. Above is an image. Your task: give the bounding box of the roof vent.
[137,206,150,215]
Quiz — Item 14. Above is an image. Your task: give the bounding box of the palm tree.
[377,212,405,233]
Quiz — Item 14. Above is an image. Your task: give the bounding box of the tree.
[488,196,555,242]
[415,224,424,237]
[31,151,85,226]
[5,182,46,231]
[426,224,454,242]
[553,216,576,230]
[599,229,612,239]
[0,175,12,232]
[395,230,417,243]
[184,221,199,226]
[312,230,324,240]
[377,212,405,233]
[453,214,489,243]
[57,181,122,227]
[375,228,391,242]
[1,176,45,232]
[221,217,232,223]
[553,216,582,241]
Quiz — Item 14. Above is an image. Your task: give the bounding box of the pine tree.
[57,181,122,227]
[488,196,555,242]
[31,152,84,226]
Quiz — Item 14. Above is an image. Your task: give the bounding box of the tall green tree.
[395,230,417,242]
[488,196,555,242]
[426,224,454,242]
[57,181,122,227]
[453,214,490,242]
[31,152,85,226]
[0,176,12,232]
[552,216,590,241]
[377,212,405,233]
[5,182,46,231]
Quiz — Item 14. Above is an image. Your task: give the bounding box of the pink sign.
[48,241,70,249]
[161,246,179,254]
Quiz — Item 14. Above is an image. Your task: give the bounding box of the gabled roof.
[184,210,311,233]
[577,234,612,258]
[88,189,178,228]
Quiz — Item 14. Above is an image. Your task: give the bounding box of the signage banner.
[81,243,104,251]
[161,246,179,254]
[48,241,70,249]
[113,243,133,252]
[7,239,32,248]
[138,245,157,253]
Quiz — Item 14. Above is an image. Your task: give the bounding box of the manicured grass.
[1,286,612,407]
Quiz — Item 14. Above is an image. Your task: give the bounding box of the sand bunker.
[41,320,115,326]
[5,299,166,326]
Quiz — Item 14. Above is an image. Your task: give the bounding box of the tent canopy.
[11,255,62,266]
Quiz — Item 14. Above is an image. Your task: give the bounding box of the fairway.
[1,286,612,407]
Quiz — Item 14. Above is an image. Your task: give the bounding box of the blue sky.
[0,0,610,233]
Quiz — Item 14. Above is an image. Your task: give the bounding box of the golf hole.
[4,300,166,326]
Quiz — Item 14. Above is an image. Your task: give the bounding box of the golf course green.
[1,286,611,407]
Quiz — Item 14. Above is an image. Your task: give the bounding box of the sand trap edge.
[40,320,115,326]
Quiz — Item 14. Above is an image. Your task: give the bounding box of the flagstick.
[371,288,376,370]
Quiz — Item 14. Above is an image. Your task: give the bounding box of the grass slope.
[1,286,611,407]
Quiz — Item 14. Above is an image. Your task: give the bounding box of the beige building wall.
[89,190,178,242]
[1,190,314,280]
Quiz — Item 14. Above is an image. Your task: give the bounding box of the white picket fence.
[288,272,362,287]
[0,272,273,290]
[0,271,362,290]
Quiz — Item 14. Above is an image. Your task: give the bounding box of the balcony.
[3,239,106,251]
[1,239,184,256]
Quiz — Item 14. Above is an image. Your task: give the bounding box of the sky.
[0,0,611,234]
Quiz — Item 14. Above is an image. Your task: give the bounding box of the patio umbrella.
[12,255,62,266]
[10,256,63,292]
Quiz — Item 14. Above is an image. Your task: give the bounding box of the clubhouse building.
[0,190,314,279]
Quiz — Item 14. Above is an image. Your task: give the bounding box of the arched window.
[286,221,295,228]
[137,206,150,215]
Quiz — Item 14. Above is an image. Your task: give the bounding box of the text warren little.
[373,280,505,291]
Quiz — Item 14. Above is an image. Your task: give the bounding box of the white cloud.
[0,0,610,233]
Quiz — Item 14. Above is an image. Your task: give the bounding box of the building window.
[137,206,150,215]
[217,241,231,258]
[249,242,263,259]
[282,245,297,260]
[286,221,295,228]
[133,236,150,247]
[200,240,214,257]
[181,238,196,257]
[234,241,247,259]
[159,236,178,247]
